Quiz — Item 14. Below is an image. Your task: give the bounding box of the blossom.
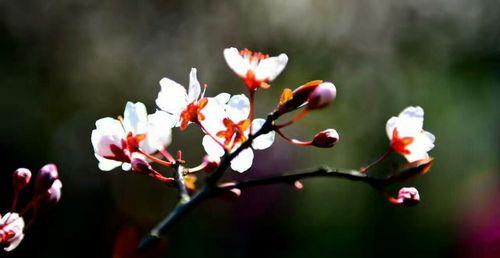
[223,47,288,91]
[386,106,435,162]
[200,94,275,172]
[0,213,25,252]
[156,68,208,130]
[394,187,420,207]
[91,102,175,171]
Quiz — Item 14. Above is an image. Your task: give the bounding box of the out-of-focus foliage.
[0,1,498,257]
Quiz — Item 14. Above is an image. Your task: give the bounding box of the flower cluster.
[0,164,62,252]
[91,47,435,208]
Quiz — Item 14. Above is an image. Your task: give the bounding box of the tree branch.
[137,166,390,253]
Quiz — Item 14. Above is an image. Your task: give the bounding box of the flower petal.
[254,53,288,81]
[225,94,250,123]
[123,102,148,134]
[396,106,424,137]
[202,135,225,158]
[188,68,201,102]
[386,117,398,140]
[95,154,122,171]
[156,77,188,117]
[251,118,275,150]
[141,111,176,153]
[223,47,249,77]
[200,97,227,135]
[230,147,254,173]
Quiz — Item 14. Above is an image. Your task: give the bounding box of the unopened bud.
[203,155,220,173]
[396,187,420,207]
[37,179,62,208]
[131,157,153,175]
[311,129,339,148]
[35,164,58,194]
[306,82,336,110]
[277,81,322,114]
[13,168,31,192]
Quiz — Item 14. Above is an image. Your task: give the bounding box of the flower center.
[391,128,414,155]
[179,98,208,131]
[216,118,251,149]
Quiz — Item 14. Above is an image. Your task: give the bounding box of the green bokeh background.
[0,1,498,257]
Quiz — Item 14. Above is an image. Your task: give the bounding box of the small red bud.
[203,155,219,173]
[293,181,304,190]
[35,164,58,194]
[13,168,31,192]
[306,82,336,110]
[396,187,420,207]
[131,157,153,175]
[312,129,339,148]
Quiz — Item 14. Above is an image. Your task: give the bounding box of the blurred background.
[0,0,498,257]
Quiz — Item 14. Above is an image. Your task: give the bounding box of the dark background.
[0,1,499,257]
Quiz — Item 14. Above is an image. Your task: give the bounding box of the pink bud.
[37,179,62,208]
[306,82,336,110]
[131,157,153,174]
[12,168,31,192]
[397,187,420,207]
[35,164,58,194]
[312,129,339,148]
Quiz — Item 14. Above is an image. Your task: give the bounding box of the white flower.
[155,68,208,130]
[0,213,25,252]
[386,106,435,162]
[223,47,288,90]
[200,94,275,173]
[91,102,175,171]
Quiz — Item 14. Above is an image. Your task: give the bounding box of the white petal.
[122,163,132,171]
[214,92,230,105]
[91,130,122,157]
[200,97,227,135]
[156,77,188,117]
[141,111,175,153]
[95,117,124,137]
[386,117,398,140]
[230,148,254,173]
[188,68,201,102]
[223,47,249,77]
[123,102,148,134]
[225,94,250,123]
[202,135,225,158]
[251,119,275,150]
[95,154,122,171]
[254,53,288,81]
[396,106,424,137]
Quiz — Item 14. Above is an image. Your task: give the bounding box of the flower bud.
[276,81,322,114]
[306,82,336,110]
[311,129,339,148]
[131,157,153,175]
[203,155,220,173]
[396,187,420,207]
[37,179,62,209]
[35,164,58,194]
[12,168,31,192]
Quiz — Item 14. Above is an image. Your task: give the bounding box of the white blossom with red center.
[91,102,176,171]
[223,47,288,91]
[386,106,435,162]
[0,213,24,252]
[156,68,208,130]
[200,94,275,172]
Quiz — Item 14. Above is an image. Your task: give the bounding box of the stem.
[249,90,255,135]
[275,109,310,129]
[140,151,174,168]
[360,147,393,173]
[175,165,191,204]
[274,127,312,146]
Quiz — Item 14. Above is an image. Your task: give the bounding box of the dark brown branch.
[137,166,389,253]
